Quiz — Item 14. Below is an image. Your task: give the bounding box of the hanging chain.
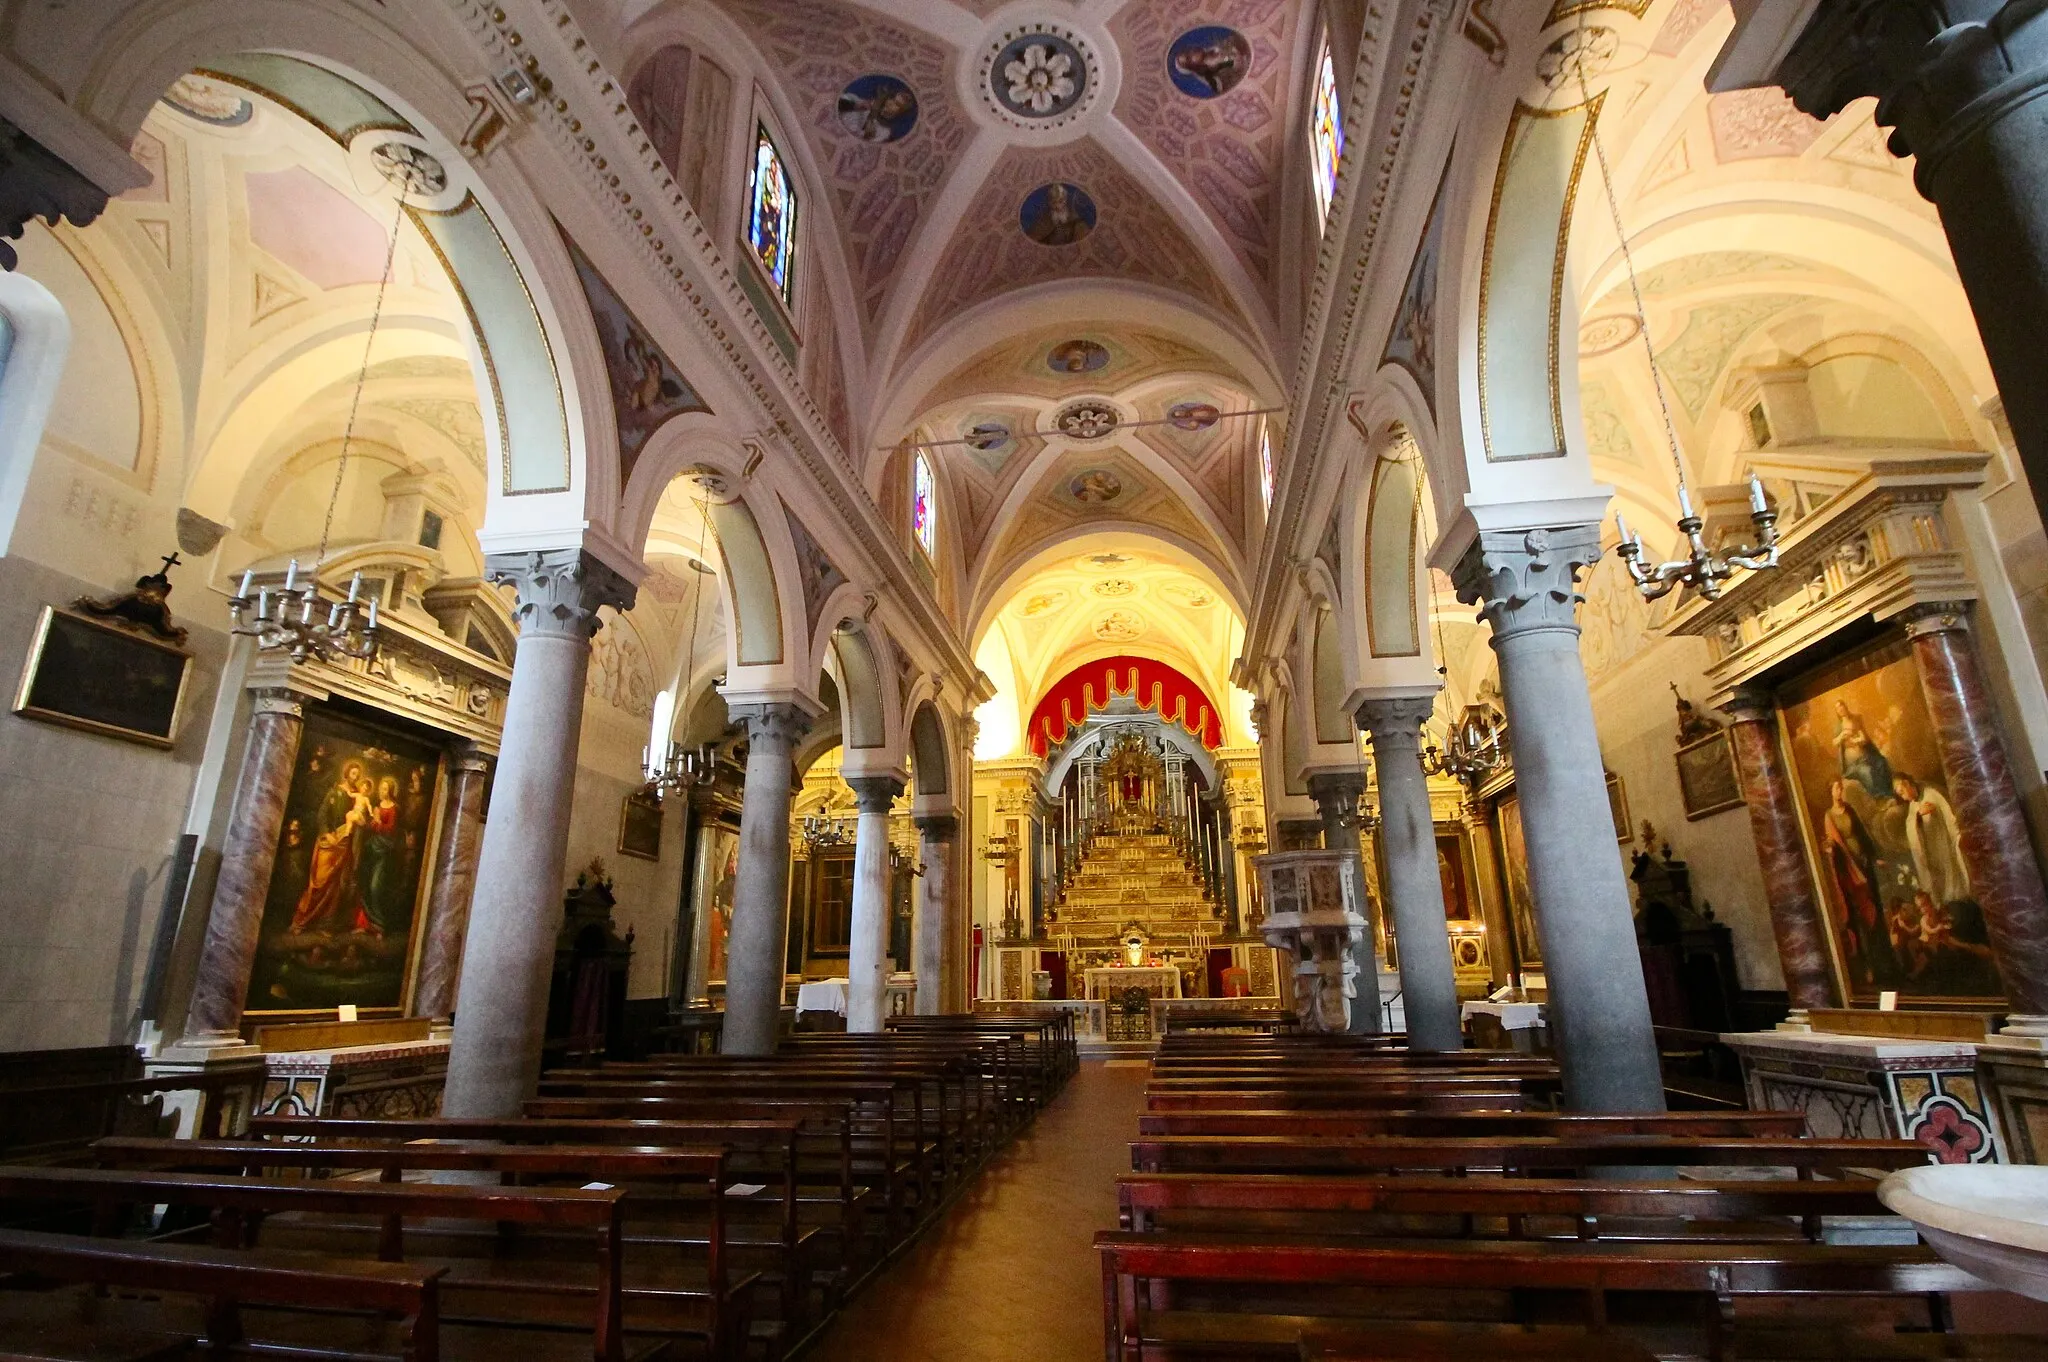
[314,187,409,576]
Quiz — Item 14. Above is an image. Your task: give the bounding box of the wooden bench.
[1095,1229,1992,1362]
[1142,1086,1529,1114]
[1135,1110,1809,1139]
[30,1153,717,1360]
[1127,1134,1931,1177]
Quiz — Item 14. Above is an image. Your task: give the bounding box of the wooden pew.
[75,1142,741,1360]
[1135,1111,1809,1139]
[1095,1230,1993,1362]
[0,1225,444,1362]
[1143,1086,1529,1114]
[242,1114,818,1335]
[1126,1134,1931,1178]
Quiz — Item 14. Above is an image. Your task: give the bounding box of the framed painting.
[1436,826,1472,920]
[243,707,444,1017]
[695,824,740,986]
[1778,637,2005,1007]
[13,606,191,747]
[1607,772,1631,842]
[618,790,663,861]
[1494,791,1542,970]
[1677,730,1744,820]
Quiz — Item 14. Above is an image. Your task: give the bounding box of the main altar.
[1083,965,1181,1002]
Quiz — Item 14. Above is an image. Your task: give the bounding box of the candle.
[347,571,362,603]
[1614,510,1630,545]
[365,597,380,629]
[282,559,298,593]
[1675,482,1696,520]
[1748,471,1768,514]
[237,569,254,600]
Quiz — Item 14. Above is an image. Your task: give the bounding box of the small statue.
[75,552,188,645]
[1672,683,1722,745]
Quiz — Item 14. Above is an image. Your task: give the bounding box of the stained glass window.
[746,124,798,305]
[1259,419,1275,511]
[912,452,936,559]
[1309,38,1343,231]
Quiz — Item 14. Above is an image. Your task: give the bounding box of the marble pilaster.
[1735,2,2048,541]
[1357,696,1464,1053]
[1304,770,1383,1035]
[442,549,634,1118]
[846,775,905,1033]
[1722,687,1837,1016]
[720,702,812,1055]
[1904,604,2048,1021]
[1454,525,1665,1112]
[178,689,307,1048]
[915,814,958,1016]
[410,744,493,1022]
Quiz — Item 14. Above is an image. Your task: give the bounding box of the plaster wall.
[0,554,227,1050]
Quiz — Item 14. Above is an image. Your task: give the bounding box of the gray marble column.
[1357,696,1464,1053]
[846,776,905,1033]
[1454,526,1664,1112]
[915,814,958,1015]
[179,688,306,1048]
[720,703,811,1055]
[410,744,492,1022]
[443,549,633,1118]
[1733,3,2048,541]
[1304,771,1383,1035]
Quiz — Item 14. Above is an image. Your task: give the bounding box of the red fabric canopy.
[1027,656,1224,756]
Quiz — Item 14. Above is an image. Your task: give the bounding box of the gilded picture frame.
[1676,730,1744,821]
[618,790,663,861]
[13,606,192,748]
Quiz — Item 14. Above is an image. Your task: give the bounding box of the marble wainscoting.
[255,1038,451,1119]
[1723,1030,2001,1164]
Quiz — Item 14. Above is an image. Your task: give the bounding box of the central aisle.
[805,1057,1146,1362]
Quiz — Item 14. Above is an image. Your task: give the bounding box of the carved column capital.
[1769,1,2048,191]
[450,741,494,778]
[1451,525,1603,643]
[915,813,960,842]
[248,687,307,721]
[1900,599,1975,638]
[729,701,813,754]
[1720,684,1778,728]
[1354,695,1438,746]
[0,116,112,272]
[848,775,905,813]
[485,548,636,641]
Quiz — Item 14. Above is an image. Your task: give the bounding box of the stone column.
[442,549,633,1118]
[1304,771,1384,1035]
[1746,4,2048,538]
[1721,686,1837,1018]
[1454,526,1665,1112]
[410,744,493,1022]
[1905,604,2048,1023]
[178,688,306,1048]
[1357,697,1464,1053]
[914,814,958,1015]
[719,703,811,1054]
[846,776,905,1033]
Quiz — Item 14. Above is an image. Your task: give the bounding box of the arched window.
[1309,37,1343,231]
[912,451,937,559]
[1258,418,1275,511]
[746,123,799,306]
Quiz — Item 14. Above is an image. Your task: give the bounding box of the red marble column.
[1722,688,1836,1014]
[411,745,492,1021]
[179,688,306,1046]
[1906,604,2048,1017]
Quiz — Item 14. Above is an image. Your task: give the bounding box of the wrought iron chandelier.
[1573,47,1779,603]
[228,147,448,662]
[1420,702,1508,789]
[644,483,722,795]
[802,812,856,856]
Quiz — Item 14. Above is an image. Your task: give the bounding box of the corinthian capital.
[486,548,637,641]
[1451,525,1603,642]
[729,701,813,753]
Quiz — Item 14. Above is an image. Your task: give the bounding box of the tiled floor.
[803,1058,1144,1362]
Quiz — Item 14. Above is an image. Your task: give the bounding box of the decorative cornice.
[444,0,979,698]
[1245,0,1457,672]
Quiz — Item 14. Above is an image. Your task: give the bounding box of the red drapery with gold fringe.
[1026,656,1223,756]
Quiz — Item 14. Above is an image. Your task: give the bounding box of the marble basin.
[1878,1164,2048,1301]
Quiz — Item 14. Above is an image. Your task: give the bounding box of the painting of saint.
[1020,182,1096,247]
[1495,793,1541,969]
[562,237,709,485]
[700,826,740,984]
[1167,26,1253,99]
[245,709,442,1014]
[836,74,918,143]
[1781,640,2003,1003]
[1047,339,1110,374]
[1070,469,1122,504]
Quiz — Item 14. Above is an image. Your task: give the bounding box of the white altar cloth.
[796,979,849,1015]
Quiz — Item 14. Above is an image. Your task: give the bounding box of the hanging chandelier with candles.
[644,479,723,796]
[1420,702,1508,789]
[228,146,449,663]
[1570,43,1780,604]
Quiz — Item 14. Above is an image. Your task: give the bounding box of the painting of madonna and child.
[1781,639,2002,1007]
[243,708,443,1016]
